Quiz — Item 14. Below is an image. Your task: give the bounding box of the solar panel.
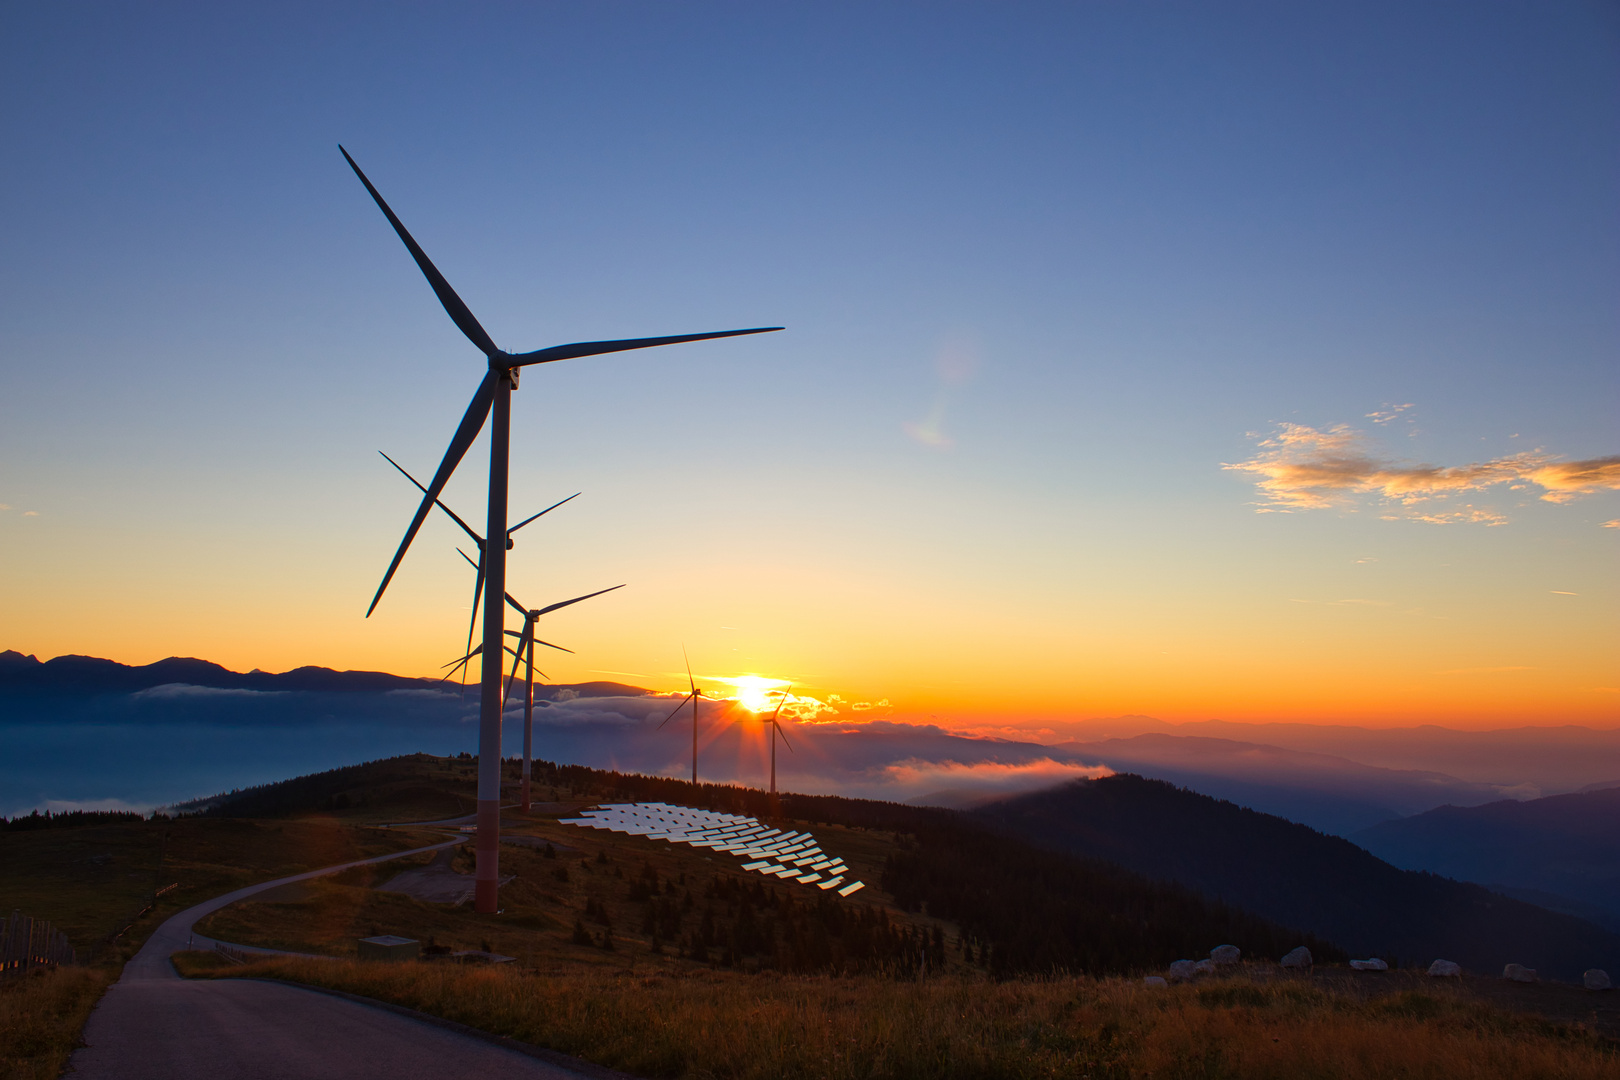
[559,802,869,898]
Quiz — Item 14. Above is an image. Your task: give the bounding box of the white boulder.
[1144,976,1168,988]
[1583,969,1611,991]
[1194,959,1216,975]
[1427,959,1462,977]
[1349,958,1389,972]
[1210,944,1241,966]
[1168,959,1198,981]
[1280,946,1313,969]
[1503,963,1538,983]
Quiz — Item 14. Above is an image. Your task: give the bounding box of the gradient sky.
[2,2,1616,731]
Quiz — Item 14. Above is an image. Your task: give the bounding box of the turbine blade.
[769,685,792,723]
[684,646,695,696]
[463,552,484,690]
[380,452,484,545]
[656,692,696,729]
[533,637,574,654]
[536,583,625,617]
[503,627,527,705]
[339,146,499,357]
[366,371,498,616]
[507,328,783,369]
[776,720,795,754]
[504,591,528,617]
[508,492,580,536]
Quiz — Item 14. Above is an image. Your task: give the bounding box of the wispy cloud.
[1603,520,1620,529]
[1365,403,1414,425]
[132,683,284,701]
[875,758,1113,808]
[1225,422,1620,524]
[1433,665,1534,675]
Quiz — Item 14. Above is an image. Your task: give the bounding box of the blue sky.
[2,2,1615,727]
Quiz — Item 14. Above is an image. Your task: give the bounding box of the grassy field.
[0,814,431,1079]
[176,957,1620,1080]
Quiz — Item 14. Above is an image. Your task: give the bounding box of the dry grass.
[0,967,115,1080]
[188,958,1619,1080]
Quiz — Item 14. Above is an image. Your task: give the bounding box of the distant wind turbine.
[501,584,624,813]
[657,651,731,785]
[343,145,781,912]
[762,687,796,800]
[380,450,576,685]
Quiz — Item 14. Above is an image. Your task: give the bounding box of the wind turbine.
[501,584,624,813]
[344,145,781,912]
[380,450,576,685]
[762,686,796,800]
[656,651,728,785]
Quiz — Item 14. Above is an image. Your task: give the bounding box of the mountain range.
[976,774,1620,981]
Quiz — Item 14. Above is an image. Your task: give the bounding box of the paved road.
[70,838,618,1079]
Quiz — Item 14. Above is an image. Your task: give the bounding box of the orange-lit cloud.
[1226,423,1620,522]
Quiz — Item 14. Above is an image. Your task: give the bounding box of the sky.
[2,2,1616,732]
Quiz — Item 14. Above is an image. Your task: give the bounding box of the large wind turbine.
[501,584,624,812]
[380,450,576,684]
[344,146,781,912]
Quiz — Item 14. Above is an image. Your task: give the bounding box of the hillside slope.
[975,774,1620,981]
[1353,788,1620,932]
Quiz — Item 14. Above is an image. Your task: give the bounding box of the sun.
[725,675,789,712]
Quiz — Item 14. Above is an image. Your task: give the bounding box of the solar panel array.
[559,802,866,896]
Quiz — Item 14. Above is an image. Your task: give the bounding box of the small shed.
[358,935,420,962]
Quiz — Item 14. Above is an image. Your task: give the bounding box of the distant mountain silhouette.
[1050,733,1506,834]
[1353,788,1620,933]
[0,650,645,701]
[974,774,1620,981]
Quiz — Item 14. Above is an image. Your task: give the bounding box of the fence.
[1,910,76,976]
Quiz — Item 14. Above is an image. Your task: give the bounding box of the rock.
[1583,969,1612,991]
[1144,976,1168,988]
[1210,944,1241,966]
[1349,958,1389,972]
[1427,959,1462,977]
[1280,946,1313,969]
[1194,959,1216,975]
[1168,960,1198,981]
[1503,963,1538,983]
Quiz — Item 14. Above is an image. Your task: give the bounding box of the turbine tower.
[380,451,576,684]
[344,146,781,912]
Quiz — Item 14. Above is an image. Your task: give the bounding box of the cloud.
[1603,520,1620,529]
[1365,403,1414,424]
[1226,423,1620,523]
[1434,666,1534,675]
[870,758,1113,808]
[132,683,285,701]
[849,698,892,712]
[1523,457,1620,503]
[22,511,38,517]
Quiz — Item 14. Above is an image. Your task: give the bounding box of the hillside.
[1354,788,1620,932]
[179,753,1339,976]
[974,774,1620,981]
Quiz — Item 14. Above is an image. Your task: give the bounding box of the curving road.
[69,837,627,1079]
